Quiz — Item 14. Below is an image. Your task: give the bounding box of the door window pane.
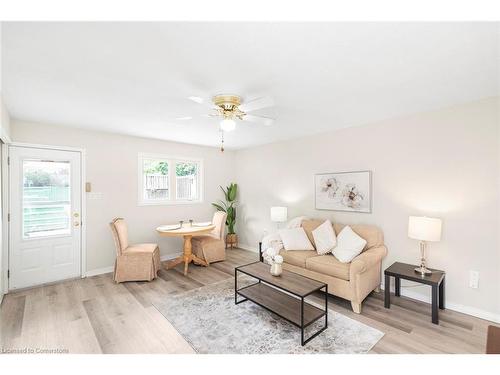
[143,159,169,201]
[23,160,71,238]
[175,162,199,200]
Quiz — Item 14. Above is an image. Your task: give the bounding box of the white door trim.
[2,143,9,296]
[7,142,87,291]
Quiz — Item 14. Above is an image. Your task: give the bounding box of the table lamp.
[271,207,287,228]
[408,216,442,276]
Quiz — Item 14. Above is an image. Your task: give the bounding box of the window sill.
[138,200,204,207]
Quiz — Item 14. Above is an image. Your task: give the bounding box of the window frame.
[138,153,204,206]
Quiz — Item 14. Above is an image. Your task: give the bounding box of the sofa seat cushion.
[306,255,351,281]
[279,250,319,268]
[124,243,158,254]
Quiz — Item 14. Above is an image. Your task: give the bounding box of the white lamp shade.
[408,216,442,242]
[270,207,287,223]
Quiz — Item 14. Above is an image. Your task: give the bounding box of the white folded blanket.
[261,232,283,254]
[260,216,311,259]
[286,215,310,229]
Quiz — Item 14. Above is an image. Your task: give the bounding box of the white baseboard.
[237,243,259,253]
[381,282,500,324]
[160,253,182,262]
[85,266,114,277]
[0,292,3,306]
[84,252,182,278]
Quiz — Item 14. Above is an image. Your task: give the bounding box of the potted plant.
[212,182,238,248]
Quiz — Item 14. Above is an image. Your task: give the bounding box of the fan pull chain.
[220,130,225,152]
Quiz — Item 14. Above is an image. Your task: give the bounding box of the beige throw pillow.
[312,220,337,255]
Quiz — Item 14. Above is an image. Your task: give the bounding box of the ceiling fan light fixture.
[220,118,236,132]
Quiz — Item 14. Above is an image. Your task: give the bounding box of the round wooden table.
[156,223,216,276]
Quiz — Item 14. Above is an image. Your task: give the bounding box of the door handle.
[74,221,80,227]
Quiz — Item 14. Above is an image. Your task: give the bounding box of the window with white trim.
[138,153,203,205]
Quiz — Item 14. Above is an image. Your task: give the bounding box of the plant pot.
[226,233,238,249]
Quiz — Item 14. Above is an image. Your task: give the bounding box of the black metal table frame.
[384,270,445,324]
[235,262,328,346]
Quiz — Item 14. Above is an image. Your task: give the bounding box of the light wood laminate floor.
[0,249,491,353]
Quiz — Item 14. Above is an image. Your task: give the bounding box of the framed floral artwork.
[314,171,372,213]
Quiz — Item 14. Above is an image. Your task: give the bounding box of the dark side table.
[384,262,445,324]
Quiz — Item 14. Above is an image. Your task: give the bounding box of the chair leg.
[113,261,118,283]
[351,301,362,314]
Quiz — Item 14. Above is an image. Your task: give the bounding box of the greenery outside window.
[138,153,203,205]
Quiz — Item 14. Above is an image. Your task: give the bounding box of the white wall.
[235,97,500,321]
[0,21,11,304]
[0,99,11,142]
[0,23,11,142]
[11,121,235,273]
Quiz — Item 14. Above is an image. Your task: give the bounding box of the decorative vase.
[270,262,282,277]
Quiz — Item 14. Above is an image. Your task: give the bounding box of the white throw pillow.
[312,220,337,255]
[332,226,367,263]
[286,216,311,229]
[279,227,315,251]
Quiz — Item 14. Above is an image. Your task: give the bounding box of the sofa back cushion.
[333,223,384,250]
[301,219,324,247]
[302,219,384,251]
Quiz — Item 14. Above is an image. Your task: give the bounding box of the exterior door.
[9,146,82,290]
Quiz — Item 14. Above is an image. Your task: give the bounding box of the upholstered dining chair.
[191,211,228,265]
[109,218,161,283]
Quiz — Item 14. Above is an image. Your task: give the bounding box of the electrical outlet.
[469,270,479,289]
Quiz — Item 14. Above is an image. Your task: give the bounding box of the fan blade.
[202,113,220,118]
[187,96,206,104]
[187,96,217,109]
[239,96,274,112]
[174,113,218,121]
[243,114,274,126]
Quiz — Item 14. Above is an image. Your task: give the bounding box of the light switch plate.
[87,192,103,200]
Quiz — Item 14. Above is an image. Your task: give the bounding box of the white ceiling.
[2,22,499,149]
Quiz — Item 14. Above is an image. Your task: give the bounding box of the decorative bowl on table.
[157,224,182,231]
[192,221,213,227]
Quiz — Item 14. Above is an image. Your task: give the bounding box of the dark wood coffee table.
[384,262,445,324]
[235,261,328,346]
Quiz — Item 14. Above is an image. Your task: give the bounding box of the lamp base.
[415,241,432,276]
[414,266,432,276]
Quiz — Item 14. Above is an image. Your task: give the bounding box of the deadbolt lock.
[73,213,80,218]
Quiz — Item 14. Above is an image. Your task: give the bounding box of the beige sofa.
[274,219,387,314]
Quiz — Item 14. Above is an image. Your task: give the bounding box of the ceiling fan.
[177,94,275,151]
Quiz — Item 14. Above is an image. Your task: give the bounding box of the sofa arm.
[350,245,388,276]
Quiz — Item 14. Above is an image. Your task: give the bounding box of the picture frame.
[314,170,372,213]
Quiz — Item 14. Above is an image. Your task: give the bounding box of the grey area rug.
[154,278,384,354]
